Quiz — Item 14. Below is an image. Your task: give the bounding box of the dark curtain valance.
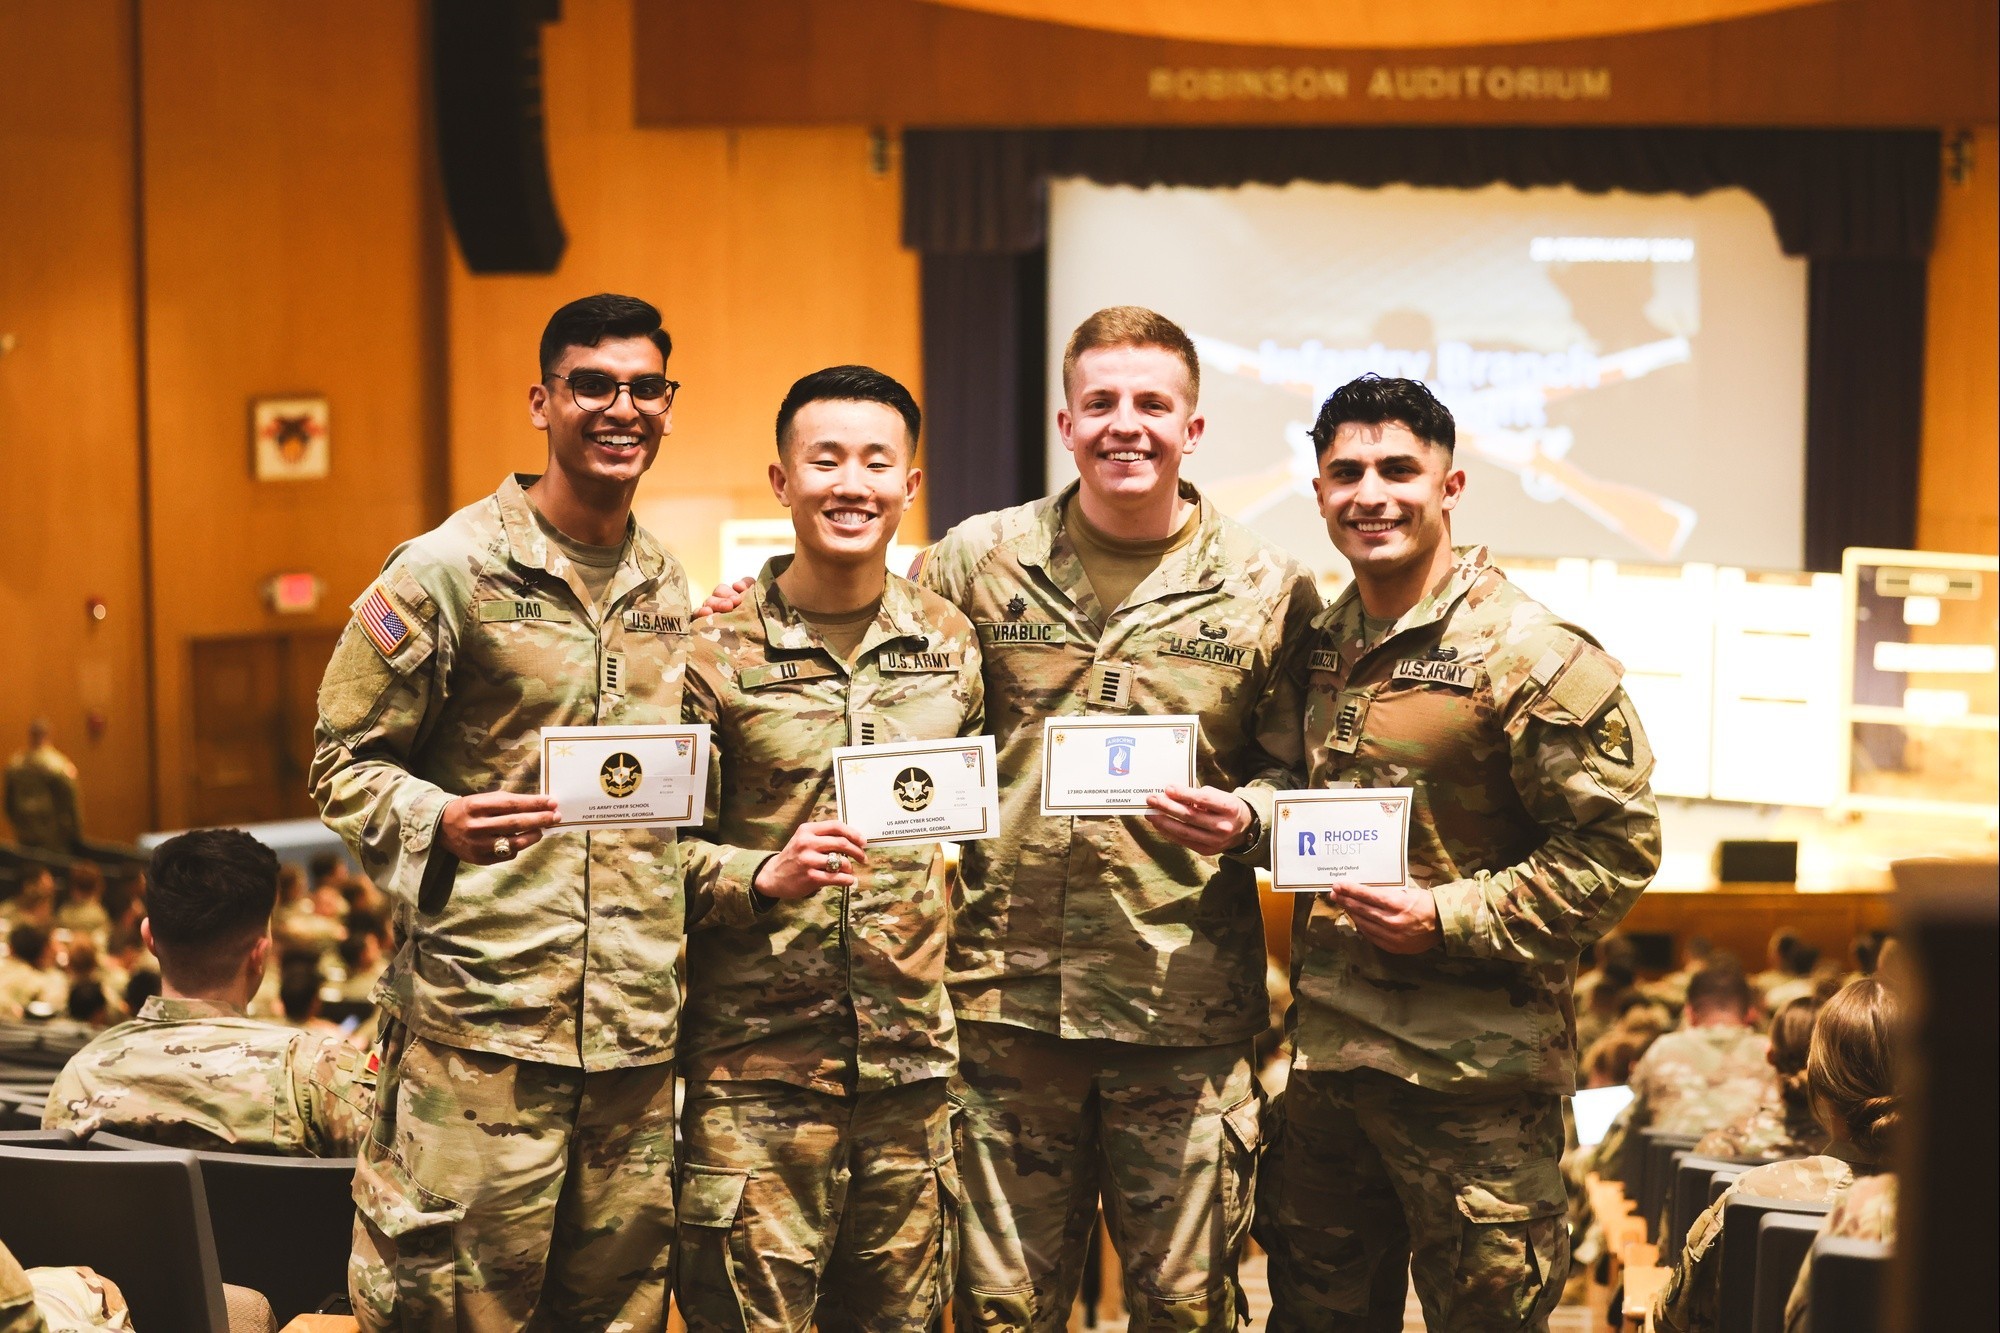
[905,126,1940,259]
[909,126,1939,566]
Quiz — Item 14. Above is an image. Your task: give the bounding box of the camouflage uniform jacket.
[1598,1023,1774,1179]
[918,481,1322,1045]
[0,1241,39,1333]
[310,473,693,1072]
[680,559,984,1095]
[1694,1093,1827,1162]
[0,1247,124,1333]
[0,959,65,1021]
[1784,1173,1896,1333]
[1294,546,1661,1094]
[3,745,80,854]
[42,995,375,1155]
[1653,1149,1874,1333]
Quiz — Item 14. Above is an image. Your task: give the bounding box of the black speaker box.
[1713,839,1799,884]
[432,0,567,274]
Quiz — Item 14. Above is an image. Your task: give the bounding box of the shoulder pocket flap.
[1454,1159,1568,1225]
[1528,641,1623,726]
[352,1152,466,1240]
[680,1164,749,1227]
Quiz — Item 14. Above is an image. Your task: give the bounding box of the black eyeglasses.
[548,371,680,416]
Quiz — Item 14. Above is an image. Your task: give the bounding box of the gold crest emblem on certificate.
[600,751,643,799]
[893,766,935,812]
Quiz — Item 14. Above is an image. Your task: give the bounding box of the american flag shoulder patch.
[357,586,411,658]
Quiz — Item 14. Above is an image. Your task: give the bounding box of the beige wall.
[0,3,1989,840]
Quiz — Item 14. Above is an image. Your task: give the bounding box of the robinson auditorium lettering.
[1149,64,1613,104]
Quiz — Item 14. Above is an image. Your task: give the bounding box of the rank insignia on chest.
[1006,594,1028,619]
[623,608,689,635]
[1160,632,1251,669]
[599,651,628,698]
[1595,707,1633,762]
[1390,659,1477,690]
[1086,662,1134,709]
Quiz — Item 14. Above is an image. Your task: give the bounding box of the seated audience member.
[1596,960,1772,1181]
[42,827,375,1155]
[65,979,109,1029]
[121,967,160,1013]
[272,864,341,957]
[1783,1172,1897,1333]
[1756,930,1820,1012]
[52,864,109,946]
[1651,977,1900,1333]
[278,955,341,1036]
[1644,934,1716,1012]
[307,849,348,898]
[0,868,56,931]
[1577,943,1640,1055]
[1846,930,1888,983]
[0,924,66,1020]
[1694,994,1828,1162]
[335,910,388,1004]
[1,1237,129,1333]
[61,940,126,1021]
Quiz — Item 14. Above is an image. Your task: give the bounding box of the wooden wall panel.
[138,0,443,831]
[446,0,923,599]
[1919,125,2000,557]
[0,2,152,841]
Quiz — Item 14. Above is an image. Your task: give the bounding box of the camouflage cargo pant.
[349,1020,676,1332]
[951,1020,1261,1332]
[675,1077,956,1332]
[1256,1067,1568,1333]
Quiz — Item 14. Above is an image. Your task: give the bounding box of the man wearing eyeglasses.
[312,293,691,1331]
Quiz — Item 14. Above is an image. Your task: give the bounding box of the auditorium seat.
[1752,1212,1824,1333]
[192,1149,357,1323]
[1639,1130,1704,1238]
[1804,1235,1890,1333]
[1717,1194,1832,1333]
[0,1141,231,1331]
[1671,1154,1755,1263]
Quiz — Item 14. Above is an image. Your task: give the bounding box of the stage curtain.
[907,126,1939,562]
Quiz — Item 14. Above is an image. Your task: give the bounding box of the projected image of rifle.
[1192,334,1699,559]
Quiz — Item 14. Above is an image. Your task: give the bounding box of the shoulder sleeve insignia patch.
[1595,707,1634,762]
[357,586,411,658]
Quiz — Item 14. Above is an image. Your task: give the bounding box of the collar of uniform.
[752,555,930,658]
[1027,479,1229,603]
[1313,544,1493,662]
[494,472,665,587]
[138,995,245,1024]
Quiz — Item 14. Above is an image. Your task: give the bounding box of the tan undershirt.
[1064,494,1199,616]
[529,503,626,610]
[795,597,883,662]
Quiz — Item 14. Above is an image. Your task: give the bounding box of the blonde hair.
[1061,306,1200,404]
[1807,977,1901,1160]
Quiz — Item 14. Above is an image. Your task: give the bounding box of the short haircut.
[68,979,107,1024]
[8,923,49,967]
[1311,373,1456,458]
[65,862,103,899]
[145,829,280,990]
[279,956,323,1022]
[1781,936,1820,976]
[1684,960,1753,1015]
[124,969,162,1011]
[775,365,921,455]
[308,851,343,885]
[538,293,672,376]
[1062,306,1201,404]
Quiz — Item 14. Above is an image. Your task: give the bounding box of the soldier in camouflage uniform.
[1783,1173,1896,1333]
[1256,376,1660,1332]
[674,367,982,1331]
[3,721,81,856]
[1693,995,1826,1162]
[42,828,373,1154]
[0,1242,127,1333]
[1652,976,1900,1333]
[311,295,690,1331]
[919,310,1322,1329]
[1595,962,1773,1183]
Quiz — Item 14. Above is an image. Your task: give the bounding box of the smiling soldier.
[916,308,1322,1328]
[312,294,691,1331]
[1255,375,1661,1332]
[675,366,983,1332]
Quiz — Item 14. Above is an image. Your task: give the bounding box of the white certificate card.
[540,724,711,829]
[1040,715,1199,816]
[1269,787,1413,891]
[831,736,1000,847]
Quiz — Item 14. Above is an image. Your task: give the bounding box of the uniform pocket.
[350,1151,465,1328]
[1220,1088,1265,1246]
[1451,1156,1570,1328]
[676,1165,752,1332]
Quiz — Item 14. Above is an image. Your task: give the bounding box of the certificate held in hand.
[1270,787,1413,891]
[832,736,1000,846]
[1039,715,1199,816]
[540,724,712,829]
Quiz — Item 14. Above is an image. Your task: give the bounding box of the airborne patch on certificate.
[357,587,411,658]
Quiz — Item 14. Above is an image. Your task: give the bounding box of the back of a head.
[1783,936,1821,977]
[1310,373,1457,456]
[539,292,671,376]
[8,922,50,969]
[1768,995,1821,1105]
[68,978,107,1024]
[1685,959,1753,1018]
[1807,977,1901,1160]
[279,956,323,1023]
[308,851,342,887]
[1062,306,1201,404]
[64,862,104,902]
[146,829,280,991]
